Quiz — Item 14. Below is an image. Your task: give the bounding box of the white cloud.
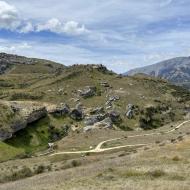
[0,0,20,30]
[37,18,89,35]
[0,1,89,36]
[37,18,62,33]
[2,0,190,73]
[63,21,88,35]
[19,22,34,33]
[0,42,32,53]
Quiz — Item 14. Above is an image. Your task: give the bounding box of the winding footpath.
[49,120,190,156]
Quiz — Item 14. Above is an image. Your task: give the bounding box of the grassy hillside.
[0,52,66,75]
[0,54,190,190]
[0,54,190,162]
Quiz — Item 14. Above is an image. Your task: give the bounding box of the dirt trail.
[49,120,190,156]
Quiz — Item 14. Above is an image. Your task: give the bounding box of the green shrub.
[172,155,181,161]
[34,165,46,174]
[146,169,166,178]
[71,160,81,167]
[3,167,33,182]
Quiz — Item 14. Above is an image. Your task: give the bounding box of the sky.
[0,0,190,73]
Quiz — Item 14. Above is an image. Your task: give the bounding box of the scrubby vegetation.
[0,54,190,190]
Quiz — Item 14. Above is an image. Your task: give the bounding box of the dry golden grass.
[1,134,190,190]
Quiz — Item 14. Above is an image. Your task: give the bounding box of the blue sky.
[0,0,190,73]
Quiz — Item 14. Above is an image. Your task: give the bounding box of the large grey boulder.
[83,117,113,132]
[83,125,97,132]
[70,109,83,121]
[126,104,137,119]
[84,114,107,126]
[105,95,120,106]
[126,110,133,119]
[97,117,113,128]
[90,107,104,115]
[79,86,96,98]
[109,111,121,123]
[51,103,70,116]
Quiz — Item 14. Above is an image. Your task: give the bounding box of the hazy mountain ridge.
[125,57,190,88]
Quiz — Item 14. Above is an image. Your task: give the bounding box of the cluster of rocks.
[0,81,139,140]
[50,103,84,121]
[105,95,120,109]
[92,64,109,73]
[84,114,106,126]
[100,81,110,88]
[83,117,113,132]
[78,86,97,98]
[83,107,121,132]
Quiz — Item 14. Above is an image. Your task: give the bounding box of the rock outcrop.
[109,111,121,123]
[79,86,97,98]
[0,101,47,141]
[84,114,107,126]
[49,103,70,116]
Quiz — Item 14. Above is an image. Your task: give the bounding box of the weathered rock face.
[0,101,47,141]
[90,107,104,115]
[126,104,134,119]
[84,114,107,126]
[83,117,112,132]
[126,110,133,119]
[105,95,120,108]
[70,109,83,121]
[26,107,47,123]
[50,104,70,116]
[99,117,113,128]
[0,129,14,141]
[79,86,97,98]
[109,111,121,123]
[126,104,139,119]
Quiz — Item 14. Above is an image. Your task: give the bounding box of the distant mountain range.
[125,57,190,89]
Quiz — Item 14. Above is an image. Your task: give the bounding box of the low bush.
[71,160,81,167]
[1,167,33,182]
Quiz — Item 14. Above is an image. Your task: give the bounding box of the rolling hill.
[0,53,65,74]
[0,53,190,190]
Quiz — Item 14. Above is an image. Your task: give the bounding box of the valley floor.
[1,139,190,190]
[0,121,190,190]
